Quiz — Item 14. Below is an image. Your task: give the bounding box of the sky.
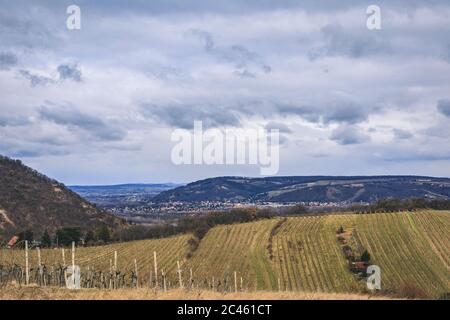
[1,0,450,185]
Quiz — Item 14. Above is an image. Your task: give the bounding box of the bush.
[361,250,371,263]
[56,227,81,246]
[284,204,308,215]
[96,225,111,243]
[40,230,52,248]
[84,230,96,246]
[18,229,34,242]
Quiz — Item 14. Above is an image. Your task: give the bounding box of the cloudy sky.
[1,0,450,184]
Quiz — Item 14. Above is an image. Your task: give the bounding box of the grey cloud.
[393,128,413,140]
[443,44,450,63]
[424,123,450,138]
[4,0,446,16]
[0,52,17,70]
[19,69,55,86]
[265,122,292,146]
[278,101,369,125]
[140,103,241,129]
[0,138,70,158]
[278,105,320,123]
[57,64,82,82]
[0,115,30,127]
[150,66,191,82]
[190,29,214,51]
[225,45,272,75]
[190,29,272,77]
[233,69,256,78]
[39,106,126,141]
[322,103,368,124]
[7,149,70,158]
[0,8,62,51]
[309,23,390,60]
[330,126,370,145]
[262,65,272,73]
[19,64,83,86]
[437,100,450,117]
[227,45,258,69]
[265,121,292,134]
[383,151,450,162]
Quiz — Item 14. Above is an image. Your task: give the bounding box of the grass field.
[271,212,449,297]
[1,211,449,298]
[0,234,191,285]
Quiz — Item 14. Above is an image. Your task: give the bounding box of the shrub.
[40,230,52,248]
[361,250,371,263]
[395,284,429,299]
[56,227,81,246]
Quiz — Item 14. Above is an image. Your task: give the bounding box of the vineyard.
[0,211,449,298]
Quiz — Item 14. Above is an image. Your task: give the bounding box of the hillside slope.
[0,155,125,240]
[3,211,448,298]
[188,211,449,297]
[153,176,450,203]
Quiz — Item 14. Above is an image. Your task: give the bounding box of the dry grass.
[0,285,395,300]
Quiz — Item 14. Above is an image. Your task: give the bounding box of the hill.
[2,211,448,298]
[0,155,125,240]
[153,176,450,203]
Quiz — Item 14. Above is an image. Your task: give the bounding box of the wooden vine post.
[37,247,42,284]
[162,269,167,292]
[177,260,183,289]
[114,251,117,272]
[71,241,75,288]
[25,240,29,285]
[153,251,158,288]
[134,258,139,288]
[62,248,66,266]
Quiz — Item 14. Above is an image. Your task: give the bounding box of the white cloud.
[1,1,450,183]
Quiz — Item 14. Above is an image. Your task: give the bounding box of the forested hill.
[153,175,450,203]
[0,155,125,240]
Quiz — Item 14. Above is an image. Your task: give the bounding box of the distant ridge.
[69,183,181,189]
[153,175,450,203]
[0,155,126,240]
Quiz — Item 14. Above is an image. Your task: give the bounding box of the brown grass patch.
[0,285,396,300]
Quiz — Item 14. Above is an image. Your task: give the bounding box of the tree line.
[350,198,450,213]
[16,224,112,247]
[10,206,308,247]
[117,207,277,243]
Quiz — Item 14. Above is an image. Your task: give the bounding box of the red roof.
[7,236,19,247]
